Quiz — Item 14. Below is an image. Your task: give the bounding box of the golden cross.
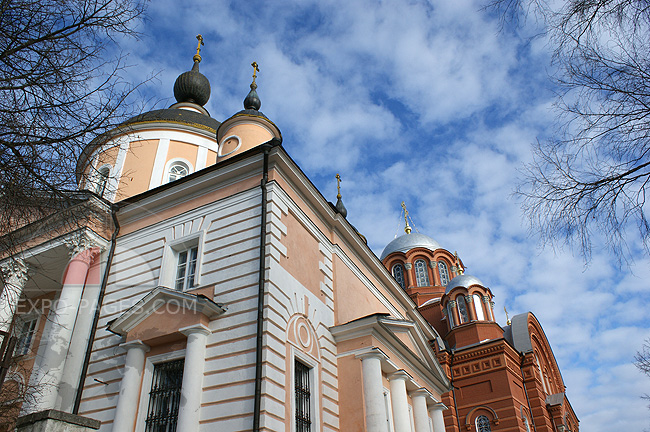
[251,62,259,82]
[196,34,204,55]
[454,251,464,275]
[401,201,412,234]
[193,34,204,63]
[336,174,342,199]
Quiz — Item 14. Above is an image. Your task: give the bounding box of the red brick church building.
[381,222,579,432]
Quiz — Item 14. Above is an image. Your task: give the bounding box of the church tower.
[380,207,579,432]
[215,62,282,161]
[76,35,220,202]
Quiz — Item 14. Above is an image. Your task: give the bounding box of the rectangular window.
[145,358,184,432]
[14,316,38,356]
[174,246,198,291]
[295,360,311,432]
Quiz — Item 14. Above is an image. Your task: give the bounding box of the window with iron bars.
[145,358,184,432]
[295,359,312,432]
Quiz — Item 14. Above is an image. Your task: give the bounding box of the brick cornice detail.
[454,343,505,361]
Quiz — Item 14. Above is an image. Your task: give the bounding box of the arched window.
[438,261,450,286]
[447,302,456,329]
[476,415,492,432]
[95,166,110,196]
[168,161,190,182]
[414,259,429,287]
[535,353,548,394]
[523,416,531,432]
[392,264,406,289]
[457,295,469,323]
[544,370,552,393]
[473,294,485,320]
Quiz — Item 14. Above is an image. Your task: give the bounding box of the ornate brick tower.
[381,209,579,432]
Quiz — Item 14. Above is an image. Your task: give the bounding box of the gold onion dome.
[173,35,211,106]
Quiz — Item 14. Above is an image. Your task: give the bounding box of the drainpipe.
[253,138,281,432]
[520,354,538,432]
[73,203,120,414]
[450,349,461,432]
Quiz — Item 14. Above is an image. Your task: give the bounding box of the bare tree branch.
[0,0,149,254]
[491,0,650,263]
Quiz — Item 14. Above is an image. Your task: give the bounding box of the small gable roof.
[109,287,227,336]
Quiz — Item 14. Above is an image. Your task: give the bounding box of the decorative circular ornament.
[297,321,311,349]
[218,135,241,157]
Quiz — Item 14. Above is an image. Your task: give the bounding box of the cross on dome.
[401,201,412,234]
[193,34,204,63]
[172,35,211,106]
[335,173,347,217]
[243,61,262,110]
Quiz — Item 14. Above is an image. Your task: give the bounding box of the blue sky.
[119,1,649,430]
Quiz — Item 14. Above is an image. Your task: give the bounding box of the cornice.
[454,342,507,362]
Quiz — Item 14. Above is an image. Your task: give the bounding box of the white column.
[0,258,29,337]
[177,324,211,431]
[30,248,99,412]
[113,340,150,432]
[429,403,447,432]
[356,350,389,432]
[410,389,430,432]
[388,370,412,432]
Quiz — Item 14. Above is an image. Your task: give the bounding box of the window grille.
[175,246,198,291]
[414,259,429,286]
[145,358,184,432]
[438,261,450,286]
[168,163,189,182]
[392,264,406,289]
[295,360,311,432]
[476,415,492,432]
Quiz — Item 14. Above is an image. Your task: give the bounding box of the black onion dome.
[243,85,261,111]
[335,196,347,218]
[173,61,211,106]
